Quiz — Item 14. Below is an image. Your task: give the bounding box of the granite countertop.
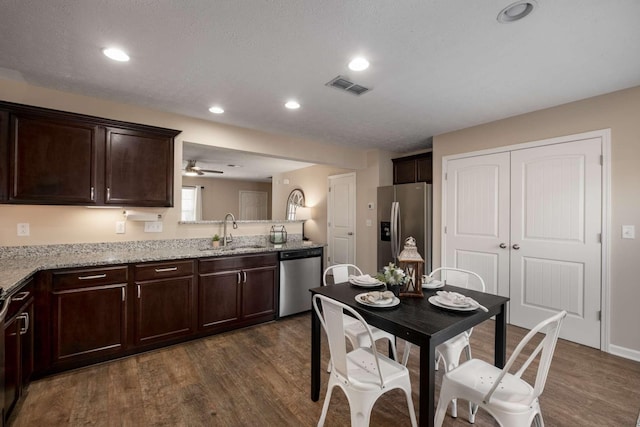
[0,239,324,296]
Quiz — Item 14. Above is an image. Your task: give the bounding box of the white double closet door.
[445,135,603,348]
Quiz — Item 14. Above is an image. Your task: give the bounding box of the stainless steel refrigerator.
[377,183,432,273]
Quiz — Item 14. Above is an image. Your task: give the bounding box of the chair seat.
[344,347,409,391]
[445,359,536,412]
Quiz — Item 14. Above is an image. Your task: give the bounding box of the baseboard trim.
[609,344,640,362]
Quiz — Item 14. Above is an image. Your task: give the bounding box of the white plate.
[428,296,477,312]
[349,278,385,288]
[422,280,444,289]
[355,293,401,308]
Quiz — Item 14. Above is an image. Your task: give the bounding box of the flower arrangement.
[377,262,407,286]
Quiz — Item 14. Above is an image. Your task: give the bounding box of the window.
[181,186,201,221]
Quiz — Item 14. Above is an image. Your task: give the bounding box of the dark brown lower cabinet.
[50,266,128,369]
[198,253,278,332]
[3,281,34,424]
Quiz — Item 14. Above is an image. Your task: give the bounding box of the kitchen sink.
[199,244,267,251]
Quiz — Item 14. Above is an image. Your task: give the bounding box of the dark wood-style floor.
[10,314,640,426]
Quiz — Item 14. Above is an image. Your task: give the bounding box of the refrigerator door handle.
[391,201,401,262]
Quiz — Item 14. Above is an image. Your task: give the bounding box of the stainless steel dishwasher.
[279,247,323,317]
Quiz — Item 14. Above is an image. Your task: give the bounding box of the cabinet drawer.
[52,266,128,290]
[198,253,278,274]
[6,279,34,320]
[134,260,194,281]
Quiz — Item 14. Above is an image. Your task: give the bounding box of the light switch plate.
[368,202,375,210]
[144,221,163,233]
[366,219,372,227]
[115,221,126,234]
[622,225,635,239]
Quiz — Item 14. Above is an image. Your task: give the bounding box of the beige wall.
[182,176,272,220]
[433,85,640,353]
[0,78,368,246]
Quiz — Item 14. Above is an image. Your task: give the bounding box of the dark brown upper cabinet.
[105,127,174,207]
[0,101,180,207]
[392,151,432,184]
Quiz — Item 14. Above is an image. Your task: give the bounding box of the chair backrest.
[312,294,384,387]
[485,310,567,405]
[429,267,486,292]
[322,264,363,286]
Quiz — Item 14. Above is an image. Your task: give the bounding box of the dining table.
[310,283,510,427]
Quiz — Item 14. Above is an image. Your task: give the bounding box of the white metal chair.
[435,310,567,427]
[312,294,417,427]
[401,267,486,418]
[323,264,398,371]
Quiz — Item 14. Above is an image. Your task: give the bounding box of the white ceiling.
[1,0,639,157]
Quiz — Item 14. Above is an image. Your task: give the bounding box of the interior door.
[510,138,602,348]
[239,190,268,220]
[445,136,603,348]
[327,173,356,266]
[445,153,510,296]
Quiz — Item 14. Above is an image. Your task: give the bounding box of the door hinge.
[327,256,330,263]
[328,187,331,192]
[597,310,601,321]
[600,155,603,165]
[597,233,602,243]
[444,226,447,234]
[445,172,448,180]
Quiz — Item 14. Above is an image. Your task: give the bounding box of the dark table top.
[310,284,510,347]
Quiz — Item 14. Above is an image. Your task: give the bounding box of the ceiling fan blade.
[200,169,224,174]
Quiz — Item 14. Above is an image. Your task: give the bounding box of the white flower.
[378,262,406,285]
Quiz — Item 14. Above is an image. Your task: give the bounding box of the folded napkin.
[363,290,395,304]
[436,291,488,311]
[349,274,379,284]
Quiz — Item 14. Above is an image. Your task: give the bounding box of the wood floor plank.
[9,314,640,426]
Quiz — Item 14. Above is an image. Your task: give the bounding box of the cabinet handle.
[242,271,247,283]
[18,312,29,335]
[107,187,111,200]
[122,287,126,302]
[137,284,141,299]
[78,274,107,280]
[154,267,178,273]
[90,186,95,200]
[236,272,241,284]
[11,291,30,301]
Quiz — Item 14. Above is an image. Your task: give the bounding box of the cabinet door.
[20,302,34,388]
[416,153,432,183]
[198,271,241,331]
[134,277,194,346]
[8,114,99,204]
[52,284,127,364]
[241,265,277,320]
[393,157,417,184]
[105,127,173,207]
[3,315,20,420]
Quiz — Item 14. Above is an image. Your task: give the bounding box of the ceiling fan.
[184,160,223,176]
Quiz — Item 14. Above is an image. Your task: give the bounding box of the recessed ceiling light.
[348,57,369,71]
[227,164,242,168]
[208,106,224,114]
[285,101,300,110]
[102,47,130,62]
[497,0,537,23]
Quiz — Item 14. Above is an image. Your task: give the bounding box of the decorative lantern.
[398,236,424,298]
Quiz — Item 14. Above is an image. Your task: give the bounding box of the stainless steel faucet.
[222,213,238,246]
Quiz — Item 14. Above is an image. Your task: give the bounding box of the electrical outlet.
[17,223,30,236]
[144,221,163,233]
[115,221,126,234]
[366,219,372,227]
[622,225,635,239]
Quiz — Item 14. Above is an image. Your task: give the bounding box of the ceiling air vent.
[325,75,371,96]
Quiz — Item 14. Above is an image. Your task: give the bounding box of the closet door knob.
[499,243,507,249]
[512,244,520,250]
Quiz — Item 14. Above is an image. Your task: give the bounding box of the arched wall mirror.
[286,189,305,220]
